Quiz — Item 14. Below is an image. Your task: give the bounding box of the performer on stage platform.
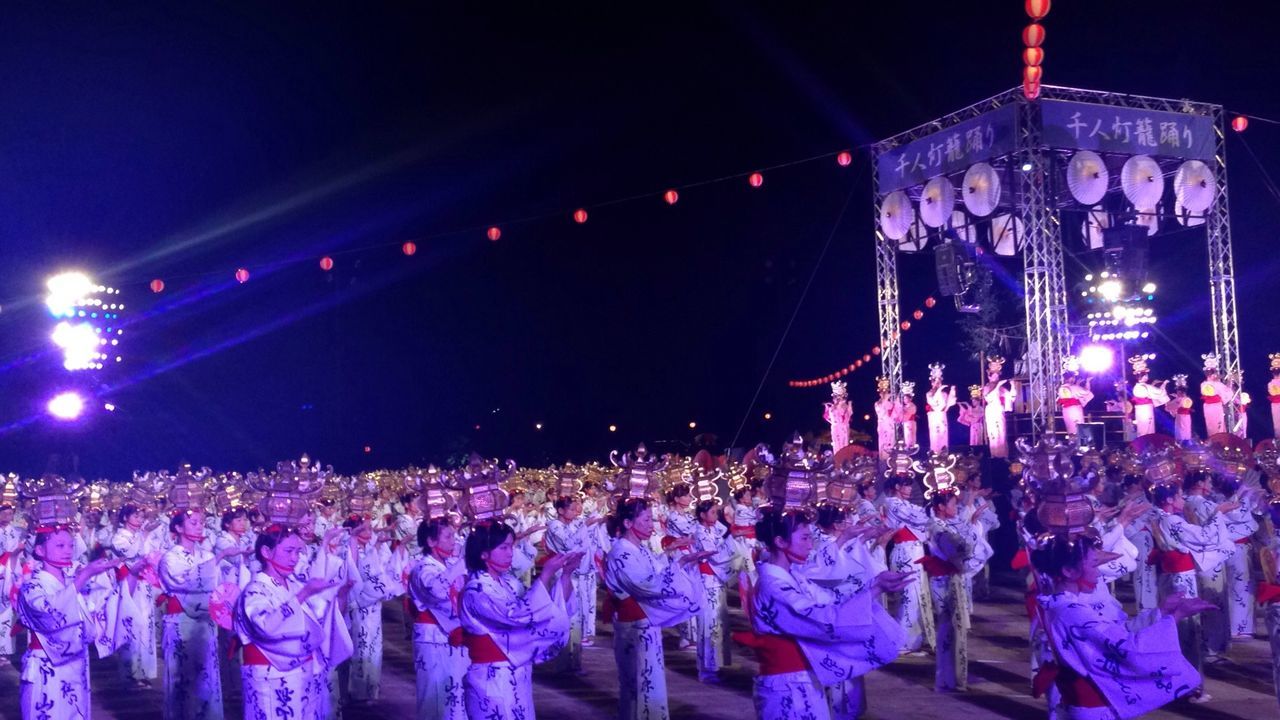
[1057,357,1093,436]
[874,377,900,461]
[899,382,920,450]
[604,497,710,720]
[925,363,956,453]
[956,385,985,448]
[982,356,1013,458]
[1201,353,1236,437]
[1232,377,1251,439]
[1268,354,1280,440]
[824,380,853,454]
[1166,375,1194,442]
[1129,356,1169,438]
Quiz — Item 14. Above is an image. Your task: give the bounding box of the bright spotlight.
[1141,282,1157,294]
[1097,279,1123,303]
[1079,345,1114,374]
[47,392,86,420]
[51,321,101,370]
[45,272,95,317]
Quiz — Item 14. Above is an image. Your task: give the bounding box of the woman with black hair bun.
[604,497,712,719]
[545,495,606,668]
[881,473,934,655]
[1148,478,1237,701]
[1032,531,1214,718]
[922,490,992,693]
[457,518,579,719]
[108,503,162,688]
[1211,474,1262,641]
[407,516,468,720]
[662,483,699,653]
[744,507,909,720]
[690,498,736,684]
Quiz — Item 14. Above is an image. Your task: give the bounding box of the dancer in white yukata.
[1268,354,1280,439]
[874,377,900,461]
[824,380,853,453]
[458,519,578,720]
[1166,375,1194,442]
[1057,358,1094,436]
[882,469,934,654]
[342,516,404,702]
[923,489,992,692]
[742,508,908,720]
[956,385,986,448]
[899,382,920,449]
[1200,353,1236,436]
[690,499,736,684]
[109,503,161,688]
[1128,356,1169,437]
[924,364,956,453]
[409,517,469,720]
[663,483,699,651]
[160,508,248,720]
[0,499,21,657]
[544,495,605,673]
[1181,470,1235,662]
[604,497,711,720]
[983,357,1014,458]
[1211,474,1260,640]
[234,524,353,720]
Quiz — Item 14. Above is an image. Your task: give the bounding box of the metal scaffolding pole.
[1207,107,1242,429]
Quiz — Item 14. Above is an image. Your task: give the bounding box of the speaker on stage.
[1076,422,1105,450]
[935,243,965,296]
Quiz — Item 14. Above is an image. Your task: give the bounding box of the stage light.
[45,272,95,318]
[1097,279,1123,303]
[535,422,543,430]
[103,403,116,412]
[608,424,617,433]
[1141,282,1156,294]
[51,321,101,370]
[1079,345,1114,374]
[47,392,85,420]
[1020,161,1034,172]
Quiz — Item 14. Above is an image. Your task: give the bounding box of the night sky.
[2,3,1278,478]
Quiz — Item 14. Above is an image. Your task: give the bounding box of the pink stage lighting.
[47,392,86,421]
[1078,345,1114,374]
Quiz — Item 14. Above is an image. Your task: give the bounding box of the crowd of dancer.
[4,376,1280,720]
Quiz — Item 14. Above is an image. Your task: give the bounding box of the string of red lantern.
[1022,0,1049,100]
[786,296,937,389]
[144,146,861,293]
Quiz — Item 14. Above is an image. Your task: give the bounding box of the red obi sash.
[1146,549,1194,573]
[163,595,184,615]
[732,525,757,539]
[415,608,439,625]
[732,632,809,675]
[1032,662,1107,708]
[1130,397,1153,406]
[916,555,958,577]
[462,632,510,664]
[1235,537,1251,545]
[614,595,647,622]
[1257,582,1280,605]
[241,643,308,667]
[27,631,42,651]
[1270,395,1280,404]
[1177,408,1192,415]
[1056,398,1082,408]
[1010,548,1030,571]
[1202,395,1222,404]
[890,528,918,543]
[699,562,716,576]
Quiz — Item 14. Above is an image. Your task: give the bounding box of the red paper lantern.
[863,354,872,362]
[748,172,764,188]
[487,226,502,242]
[901,321,911,331]
[1232,116,1249,133]
[149,278,165,294]
[664,189,679,205]
[925,296,937,308]
[1022,23,1045,47]
[872,346,881,355]
[402,241,417,256]
[573,208,588,224]
[1023,47,1044,67]
[1024,66,1043,84]
[235,268,250,284]
[913,309,924,320]
[836,151,853,167]
[1025,0,1051,20]
[855,360,863,368]
[320,256,334,271]
[1023,80,1042,101]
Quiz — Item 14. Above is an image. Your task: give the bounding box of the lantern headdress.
[968,384,983,400]
[1061,355,1080,376]
[337,471,382,519]
[248,455,330,528]
[986,355,1006,375]
[452,456,515,521]
[1270,353,1280,372]
[166,464,212,513]
[404,466,459,521]
[883,441,919,479]
[914,451,960,499]
[830,380,848,400]
[758,435,829,511]
[1202,353,1220,374]
[1128,355,1150,376]
[1139,446,1182,488]
[929,362,945,382]
[19,473,84,532]
[875,376,891,394]
[1016,436,1095,544]
[825,455,877,509]
[211,472,249,514]
[901,380,916,397]
[1172,373,1188,390]
[609,443,667,502]
[1,473,19,510]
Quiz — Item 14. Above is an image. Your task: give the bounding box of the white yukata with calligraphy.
[545,515,598,671]
[984,383,1013,458]
[926,513,993,691]
[408,553,468,720]
[604,536,703,720]
[234,570,354,720]
[1130,381,1168,437]
[109,526,161,683]
[1037,586,1200,719]
[925,386,955,453]
[882,496,933,652]
[15,566,114,720]
[159,544,224,720]
[751,561,904,720]
[1123,508,1159,613]
[345,541,404,702]
[1200,380,1235,436]
[1153,507,1232,675]
[1057,382,1093,435]
[874,399,899,461]
[458,570,571,719]
[691,521,736,681]
[1181,495,1232,658]
[1220,503,1258,638]
[0,522,26,655]
[664,507,700,649]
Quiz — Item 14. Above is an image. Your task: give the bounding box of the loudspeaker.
[1076,422,1105,450]
[935,243,965,296]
